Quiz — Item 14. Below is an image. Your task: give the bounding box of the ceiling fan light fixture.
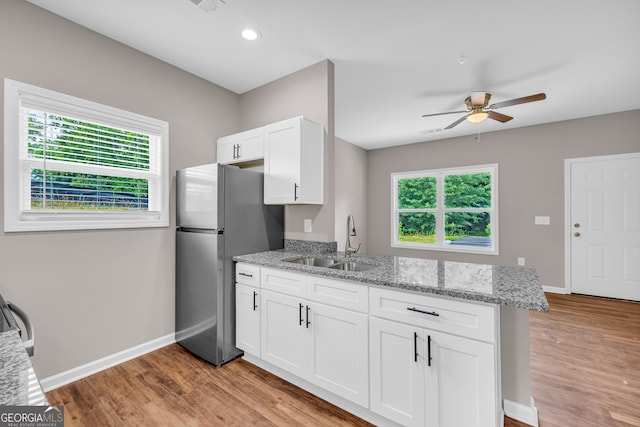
[467,111,489,123]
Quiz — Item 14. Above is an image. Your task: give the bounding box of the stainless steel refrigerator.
[175,163,283,366]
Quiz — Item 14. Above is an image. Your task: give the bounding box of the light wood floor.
[47,293,640,426]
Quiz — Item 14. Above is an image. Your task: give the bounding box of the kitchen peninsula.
[234,244,548,427]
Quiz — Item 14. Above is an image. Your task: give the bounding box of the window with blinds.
[4,79,169,231]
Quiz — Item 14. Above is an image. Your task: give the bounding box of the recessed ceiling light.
[241,28,261,41]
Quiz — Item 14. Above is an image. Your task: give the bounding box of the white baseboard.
[543,285,569,294]
[504,397,539,427]
[40,333,176,392]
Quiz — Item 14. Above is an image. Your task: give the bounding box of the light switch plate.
[304,219,312,233]
[535,216,550,225]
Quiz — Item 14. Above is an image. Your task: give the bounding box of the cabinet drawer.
[370,287,496,343]
[261,267,306,298]
[306,276,369,313]
[236,263,260,286]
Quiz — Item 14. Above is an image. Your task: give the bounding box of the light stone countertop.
[234,250,549,312]
[0,330,47,406]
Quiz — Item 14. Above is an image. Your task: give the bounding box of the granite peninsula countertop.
[0,330,47,406]
[234,250,549,312]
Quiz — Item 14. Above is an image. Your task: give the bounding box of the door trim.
[564,152,640,294]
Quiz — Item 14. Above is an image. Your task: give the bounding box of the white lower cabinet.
[370,314,498,427]
[236,263,501,427]
[370,317,425,427]
[260,290,308,377]
[235,283,261,358]
[307,302,369,407]
[260,287,370,407]
[425,330,497,427]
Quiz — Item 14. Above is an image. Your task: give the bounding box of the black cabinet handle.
[306,305,311,328]
[233,144,237,159]
[407,307,440,317]
[252,291,258,311]
[294,183,299,201]
[236,143,241,159]
[427,335,432,367]
[414,331,418,363]
[239,272,253,278]
[299,303,304,326]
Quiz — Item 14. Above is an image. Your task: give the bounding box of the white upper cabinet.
[264,116,324,205]
[217,127,264,165]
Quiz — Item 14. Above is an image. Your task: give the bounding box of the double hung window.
[4,79,169,231]
[391,164,498,254]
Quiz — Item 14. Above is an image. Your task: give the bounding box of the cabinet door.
[260,290,307,378]
[264,118,301,204]
[425,331,497,427]
[235,284,261,357]
[236,128,264,162]
[217,135,237,164]
[307,302,369,408]
[370,317,425,427]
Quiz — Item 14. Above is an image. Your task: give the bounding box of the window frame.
[4,78,169,232]
[391,164,499,255]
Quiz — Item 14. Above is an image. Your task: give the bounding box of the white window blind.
[4,79,169,231]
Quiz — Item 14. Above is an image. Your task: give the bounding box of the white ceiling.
[27,0,640,150]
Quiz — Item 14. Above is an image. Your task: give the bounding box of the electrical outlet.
[304,219,312,233]
[517,257,525,266]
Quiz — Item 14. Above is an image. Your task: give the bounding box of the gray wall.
[0,0,240,378]
[335,137,368,253]
[240,60,336,243]
[367,110,640,289]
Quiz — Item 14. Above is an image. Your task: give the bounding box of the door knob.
[574,232,581,237]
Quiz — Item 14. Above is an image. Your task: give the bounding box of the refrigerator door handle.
[7,301,35,357]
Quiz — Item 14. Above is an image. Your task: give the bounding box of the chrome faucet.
[345,214,361,257]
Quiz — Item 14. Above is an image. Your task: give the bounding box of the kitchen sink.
[328,261,377,272]
[286,257,340,267]
[286,257,377,272]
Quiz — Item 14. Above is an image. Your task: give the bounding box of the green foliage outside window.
[27,113,150,210]
[397,171,492,244]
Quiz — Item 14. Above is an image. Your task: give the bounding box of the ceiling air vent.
[189,0,227,12]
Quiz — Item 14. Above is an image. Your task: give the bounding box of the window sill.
[391,242,499,256]
[5,211,169,232]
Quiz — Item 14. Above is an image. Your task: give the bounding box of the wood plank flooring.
[47,293,640,426]
[524,293,640,427]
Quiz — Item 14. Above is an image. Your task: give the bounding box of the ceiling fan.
[422,92,546,130]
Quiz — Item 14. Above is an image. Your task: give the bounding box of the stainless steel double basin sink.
[286,256,376,272]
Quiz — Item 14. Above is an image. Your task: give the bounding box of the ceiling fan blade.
[422,110,467,118]
[489,93,546,110]
[444,115,469,129]
[487,111,513,123]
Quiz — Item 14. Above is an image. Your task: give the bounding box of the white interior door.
[568,153,640,300]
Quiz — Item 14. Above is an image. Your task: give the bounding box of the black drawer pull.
[407,307,440,317]
[299,303,304,326]
[239,272,253,278]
